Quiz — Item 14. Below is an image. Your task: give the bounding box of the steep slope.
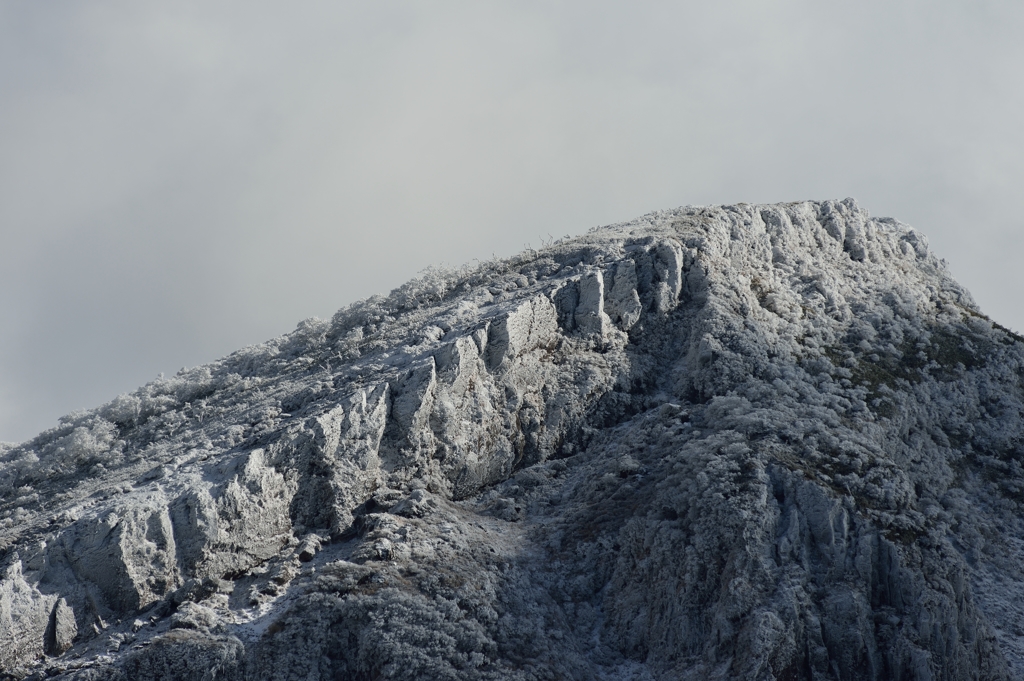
[3,199,1024,680]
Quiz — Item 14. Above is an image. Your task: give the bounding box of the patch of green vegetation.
[749,276,771,309]
[826,323,991,391]
[884,526,926,545]
[992,321,1024,345]
[945,429,971,450]
[955,303,1024,346]
[820,318,1000,417]
[869,397,898,419]
[821,345,917,418]
[974,455,1024,505]
[926,327,987,371]
[852,355,917,391]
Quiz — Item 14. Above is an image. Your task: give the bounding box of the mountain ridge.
[3,199,1023,680]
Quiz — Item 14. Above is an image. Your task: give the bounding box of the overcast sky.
[2,1,1023,443]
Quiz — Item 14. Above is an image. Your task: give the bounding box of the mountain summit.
[3,200,1023,680]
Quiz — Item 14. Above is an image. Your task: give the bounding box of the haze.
[2,1,1022,444]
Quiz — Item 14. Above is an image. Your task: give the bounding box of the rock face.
[2,199,1024,680]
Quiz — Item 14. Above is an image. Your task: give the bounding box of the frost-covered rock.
[2,199,1024,680]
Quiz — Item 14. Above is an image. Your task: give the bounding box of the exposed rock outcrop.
[2,199,1024,680]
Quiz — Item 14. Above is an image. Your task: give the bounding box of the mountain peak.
[2,201,1021,680]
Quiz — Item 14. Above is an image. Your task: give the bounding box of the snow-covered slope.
[3,199,1024,680]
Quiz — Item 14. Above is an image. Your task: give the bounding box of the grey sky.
[2,1,1023,444]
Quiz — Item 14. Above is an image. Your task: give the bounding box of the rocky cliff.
[3,199,1024,680]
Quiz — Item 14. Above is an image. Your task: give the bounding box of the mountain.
[3,199,1024,680]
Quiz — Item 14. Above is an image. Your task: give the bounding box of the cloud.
[2,0,1023,441]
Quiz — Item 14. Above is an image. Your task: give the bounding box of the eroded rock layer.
[3,199,1024,680]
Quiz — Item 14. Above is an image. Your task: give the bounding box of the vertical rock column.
[575,271,611,338]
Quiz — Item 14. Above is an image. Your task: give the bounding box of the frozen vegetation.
[2,199,1024,679]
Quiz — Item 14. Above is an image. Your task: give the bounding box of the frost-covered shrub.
[329,295,389,335]
[99,366,229,433]
[222,342,279,378]
[166,366,219,404]
[0,447,40,498]
[101,393,145,428]
[46,417,122,473]
[389,265,462,312]
[3,416,125,491]
[281,317,330,358]
[221,424,247,448]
